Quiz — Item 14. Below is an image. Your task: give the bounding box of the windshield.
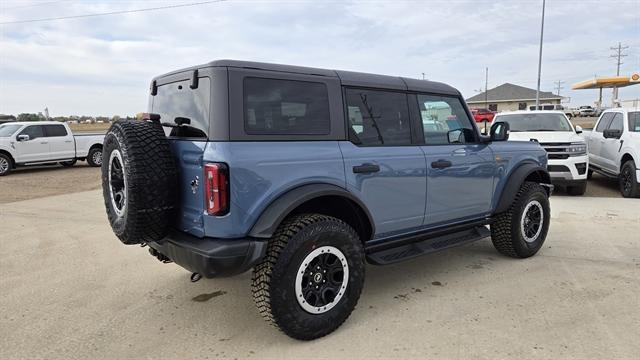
[0,124,21,137]
[497,113,573,132]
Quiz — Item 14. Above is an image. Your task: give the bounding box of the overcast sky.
[1,0,639,117]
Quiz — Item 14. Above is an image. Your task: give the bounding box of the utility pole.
[484,67,489,110]
[421,73,426,80]
[554,80,564,96]
[535,0,546,109]
[610,42,628,105]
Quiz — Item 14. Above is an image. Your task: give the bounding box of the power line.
[1,0,70,11]
[0,0,227,25]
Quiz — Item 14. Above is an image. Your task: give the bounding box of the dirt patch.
[0,163,101,204]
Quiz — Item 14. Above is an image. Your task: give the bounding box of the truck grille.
[540,143,572,160]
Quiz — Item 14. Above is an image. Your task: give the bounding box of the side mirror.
[603,129,622,139]
[575,125,583,134]
[490,121,510,141]
[17,134,30,142]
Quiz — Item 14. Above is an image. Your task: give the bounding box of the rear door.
[151,74,212,237]
[415,94,496,226]
[44,124,74,159]
[340,88,426,238]
[601,112,625,172]
[14,125,49,163]
[588,112,614,168]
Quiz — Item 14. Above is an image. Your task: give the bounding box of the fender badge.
[190,176,199,194]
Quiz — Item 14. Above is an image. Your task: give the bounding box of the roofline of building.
[466,97,562,104]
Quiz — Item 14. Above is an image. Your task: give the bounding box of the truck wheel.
[87,147,103,167]
[60,159,77,167]
[0,153,12,176]
[101,120,177,245]
[491,181,550,258]
[252,214,365,340]
[566,181,587,196]
[619,160,640,198]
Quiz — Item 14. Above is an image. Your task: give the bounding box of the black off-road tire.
[0,153,12,176]
[60,159,77,167]
[566,181,587,196]
[101,120,177,245]
[619,160,640,198]
[491,181,550,258]
[87,147,103,167]
[252,214,365,340]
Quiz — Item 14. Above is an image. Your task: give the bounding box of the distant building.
[466,83,562,112]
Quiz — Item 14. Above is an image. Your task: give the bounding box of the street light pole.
[484,67,488,110]
[535,0,546,109]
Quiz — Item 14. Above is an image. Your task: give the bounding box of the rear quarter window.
[243,78,330,135]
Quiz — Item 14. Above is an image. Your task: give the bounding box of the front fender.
[494,162,551,214]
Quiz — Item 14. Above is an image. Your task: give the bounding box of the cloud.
[0,0,638,116]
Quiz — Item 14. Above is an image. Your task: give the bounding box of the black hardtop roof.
[155,59,460,96]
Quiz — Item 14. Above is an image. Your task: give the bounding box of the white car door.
[14,125,50,163]
[601,113,625,173]
[588,113,613,168]
[44,124,75,159]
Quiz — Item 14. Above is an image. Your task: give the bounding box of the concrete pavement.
[1,191,638,360]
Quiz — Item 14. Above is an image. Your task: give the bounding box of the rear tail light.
[204,163,229,216]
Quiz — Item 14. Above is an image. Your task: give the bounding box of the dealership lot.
[1,176,638,359]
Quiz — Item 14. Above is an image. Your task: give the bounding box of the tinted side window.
[44,124,68,137]
[595,113,614,132]
[243,78,330,135]
[629,112,640,132]
[19,125,44,140]
[345,89,411,146]
[608,113,624,131]
[417,94,475,145]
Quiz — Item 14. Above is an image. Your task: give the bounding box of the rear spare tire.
[101,120,177,245]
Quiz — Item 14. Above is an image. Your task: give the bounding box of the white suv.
[493,111,589,195]
[584,108,640,197]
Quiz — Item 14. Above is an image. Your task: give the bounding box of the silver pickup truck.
[0,121,104,176]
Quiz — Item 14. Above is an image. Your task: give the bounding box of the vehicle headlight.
[568,142,587,156]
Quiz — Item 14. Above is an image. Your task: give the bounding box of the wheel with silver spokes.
[295,246,349,314]
[491,181,550,258]
[520,200,543,243]
[252,214,365,340]
[108,149,127,218]
[87,147,102,167]
[0,153,11,176]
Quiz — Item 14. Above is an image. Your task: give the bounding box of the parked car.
[0,121,104,176]
[471,108,495,124]
[577,105,596,117]
[583,108,640,197]
[101,60,553,340]
[529,104,573,119]
[493,111,588,195]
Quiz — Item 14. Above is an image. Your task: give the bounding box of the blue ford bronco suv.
[102,60,552,340]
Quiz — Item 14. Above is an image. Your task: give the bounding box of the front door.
[415,94,496,226]
[340,88,426,238]
[15,125,50,163]
[587,112,614,169]
[601,112,625,172]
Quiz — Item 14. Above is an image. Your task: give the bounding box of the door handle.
[64,140,72,143]
[40,141,48,144]
[431,159,452,169]
[353,163,380,174]
[452,148,467,156]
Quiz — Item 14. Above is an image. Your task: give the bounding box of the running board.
[366,226,491,265]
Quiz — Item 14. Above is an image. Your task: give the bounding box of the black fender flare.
[494,162,551,214]
[248,183,375,238]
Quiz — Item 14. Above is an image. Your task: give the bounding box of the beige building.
[466,83,562,113]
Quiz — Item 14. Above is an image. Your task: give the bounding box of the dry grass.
[68,122,111,133]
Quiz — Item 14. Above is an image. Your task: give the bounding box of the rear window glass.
[629,112,640,132]
[152,77,210,138]
[243,78,330,135]
[44,124,68,137]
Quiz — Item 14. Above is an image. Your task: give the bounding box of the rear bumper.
[148,231,268,278]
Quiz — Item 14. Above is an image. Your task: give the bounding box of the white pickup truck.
[583,108,640,197]
[0,121,104,176]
